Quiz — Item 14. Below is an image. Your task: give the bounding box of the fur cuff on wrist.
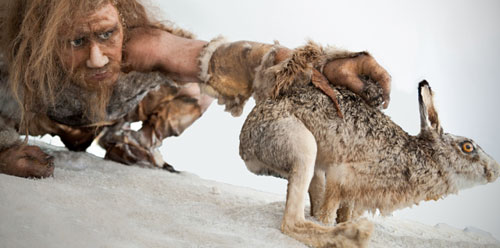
[198,36,228,83]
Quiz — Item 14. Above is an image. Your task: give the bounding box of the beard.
[68,61,121,123]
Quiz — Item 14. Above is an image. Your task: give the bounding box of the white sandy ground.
[1,144,499,248]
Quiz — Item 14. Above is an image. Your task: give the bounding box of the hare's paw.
[281,219,373,248]
[317,198,340,225]
[318,208,337,225]
[323,218,373,248]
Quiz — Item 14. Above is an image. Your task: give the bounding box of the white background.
[78,0,500,241]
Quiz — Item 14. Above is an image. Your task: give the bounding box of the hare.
[239,79,500,248]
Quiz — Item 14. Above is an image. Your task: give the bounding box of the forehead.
[72,3,120,33]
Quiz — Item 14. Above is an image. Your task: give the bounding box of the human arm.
[123,28,391,112]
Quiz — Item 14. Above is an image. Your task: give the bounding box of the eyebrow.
[72,24,119,39]
[95,24,119,34]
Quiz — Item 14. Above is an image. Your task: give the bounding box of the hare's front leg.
[336,201,355,223]
[316,166,344,224]
[279,118,318,230]
[308,169,325,218]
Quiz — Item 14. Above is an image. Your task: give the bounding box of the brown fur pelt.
[270,41,324,98]
[257,41,369,101]
[199,39,366,117]
[198,38,275,116]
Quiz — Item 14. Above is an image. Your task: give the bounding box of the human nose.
[86,42,109,68]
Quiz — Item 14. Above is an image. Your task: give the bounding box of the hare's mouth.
[486,167,499,183]
[483,161,500,182]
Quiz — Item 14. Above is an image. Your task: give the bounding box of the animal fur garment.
[0,118,20,151]
[98,85,202,171]
[198,38,275,116]
[0,54,21,150]
[198,39,366,116]
[45,71,177,127]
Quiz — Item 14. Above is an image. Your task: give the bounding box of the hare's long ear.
[418,80,443,135]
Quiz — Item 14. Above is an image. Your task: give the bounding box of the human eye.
[98,29,114,40]
[70,37,85,47]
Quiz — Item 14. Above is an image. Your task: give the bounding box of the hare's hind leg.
[316,166,344,225]
[275,118,372,248]
[241,116,372,247]
[280,121,317,227]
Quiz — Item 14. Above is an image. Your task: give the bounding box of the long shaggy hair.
[0,0,159,131]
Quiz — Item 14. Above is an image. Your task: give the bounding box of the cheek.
[109,31,124,62]
[111,45,123,62]
[104,47,122,66]
[61,49,88,70]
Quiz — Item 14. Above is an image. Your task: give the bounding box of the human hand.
[323,53,391,109]
[0,145,54,178]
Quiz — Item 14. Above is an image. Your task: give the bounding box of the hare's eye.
[461,141,474,153]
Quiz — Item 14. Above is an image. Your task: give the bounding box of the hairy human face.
[61,3,124,88]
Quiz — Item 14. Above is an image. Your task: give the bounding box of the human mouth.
[88,70,111,81]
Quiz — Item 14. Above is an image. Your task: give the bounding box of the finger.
[24,146,53,164]
[323,60,365,95]
[360,56,392,108]
[26,160,54,178]
[332,71,369,103]
[340,73,366,96]
[382,96,391,109]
